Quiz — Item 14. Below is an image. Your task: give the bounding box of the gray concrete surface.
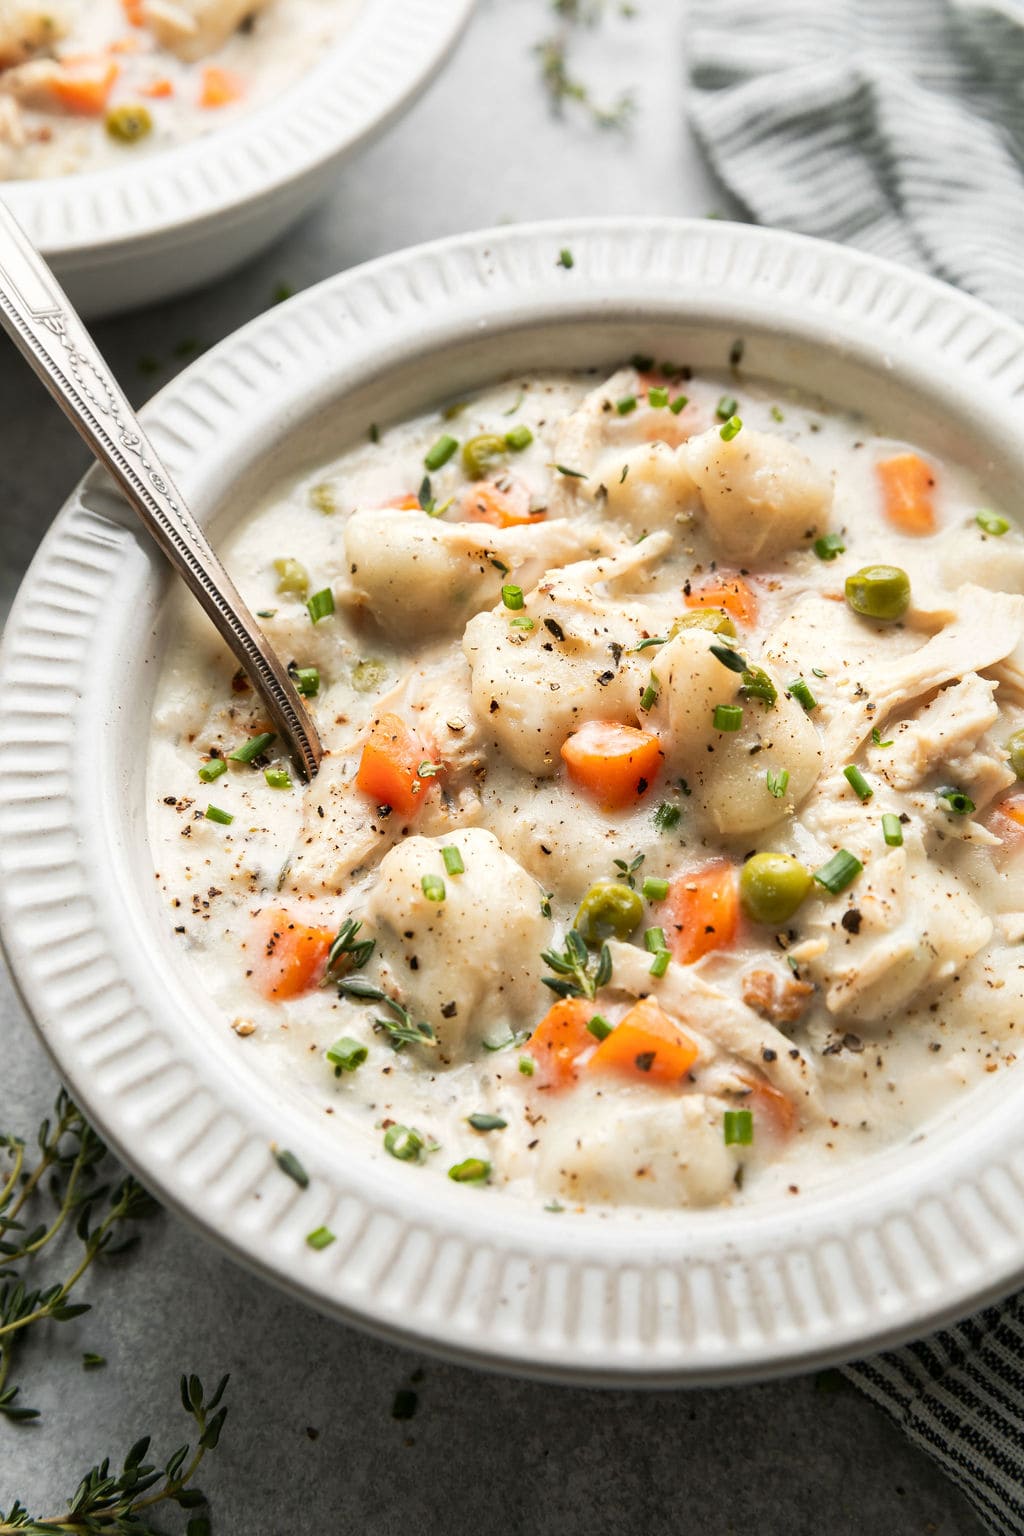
[0,1,988,1530]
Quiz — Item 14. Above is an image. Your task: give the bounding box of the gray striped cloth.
[688,3,1024,1529]
[688,0,1024,322]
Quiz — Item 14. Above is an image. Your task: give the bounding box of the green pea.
[669,608,737,639]
[845,565,911,622]
[105,104,153,144]
[462,434,507,481]
[574,880,644,946]
[739,852,812,926]
[1007,729,1024,780]
[273,557,309,596]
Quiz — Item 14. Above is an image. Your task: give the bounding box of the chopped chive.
[642,876,669,901]
[871,726,893,748]
[509,616,535,630]
[326,1036,368,1073]
[307,588,335,624]
[265,768,292,790]
[937,787,976,816]
[198,757,227,783]
[653,802,681,832]
[770,405,785,423]
[384,1124,423,1161]
[723,1109,753,1146]
[716,394,738,421]
[766,767,789,799]
[789,678,817,712]
[448,1157,491,1184]
[719,415,743,441]
[882,813,904,847]
[502,584,525,610]
[504,424,534,451]
[811,667,827,679]
[442,845,465,875]
[649,949,670,978]
[977,509,1010,536]
[639,673,660,711]
[813,849,863,894]
[616,394,638,415]
[205,804,233,825]
[740,666,777,708]
[468,1113,507,1131]
[587,1014,613,1041]
[710,643,747,674]
[814,533,846,561]
[669,394,689,415]
[228,731,276,764]
[274,1148,309,1187]
[518,1055,535,1076]
[557,248,574,269]
[291,665,320,698]
[424,434,458,471]
[421,874,445,902]
[647,386,669,408]
[713,703,743,731]
[843,764,873,801]
[644,927,667,953]
[306,1226,336,1250]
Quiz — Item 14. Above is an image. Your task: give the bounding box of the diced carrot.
[588,997,698,1085]
[251,908,334,1001]
[684,571,758,628]
[200,66,245,109]
[742,1076,798,1140]
[355,712,437,817]
[49,58,119,115]
[663,860,739,965]
[526,998,594,1087]
[381,493,421,511]
[461,478,541,528]
[121,0,145,25]
[876,453,937,535]
[561,719,664,812]
[989,792,1024,852]
[110,35,143,54]
[140,76,174,98]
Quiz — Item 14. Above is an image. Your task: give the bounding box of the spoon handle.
[0,200,322,781]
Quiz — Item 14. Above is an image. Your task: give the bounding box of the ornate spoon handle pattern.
[0,200,322,780]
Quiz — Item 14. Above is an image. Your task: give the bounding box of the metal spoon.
[0,201,323,780]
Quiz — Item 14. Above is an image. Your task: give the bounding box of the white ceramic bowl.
[4,218,1024,1385]
[0,0,474,318]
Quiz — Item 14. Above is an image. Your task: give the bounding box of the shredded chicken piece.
[741,967,815,1025]
[141,0,272,61]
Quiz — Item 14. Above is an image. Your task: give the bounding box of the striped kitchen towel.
[687,0,1024,323]
[688,3,1024,1530]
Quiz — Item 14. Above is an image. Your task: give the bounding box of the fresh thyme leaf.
[481,1029,530,1053]
[323,918,375,983]
[273,1148,309,1188]
[540,930,611,1000]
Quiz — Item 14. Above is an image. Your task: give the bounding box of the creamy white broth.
[0,0,358,179]
[147,362,1024,1213]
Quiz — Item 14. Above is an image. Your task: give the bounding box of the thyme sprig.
[535,1,635,131]
[541,929,612,1000]
[337,977,437,1051]
[322,917,375,984]
[0,1092,159,1423]
[0,1373,229,1535]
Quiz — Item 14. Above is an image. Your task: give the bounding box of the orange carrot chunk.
[252,908,334,1000]
[200,66,245,109]
[663,859,739,965]
[561,720,663,812]
[526,998,594,1087]
[121,0,145,25]
[140,76,175,98]
[684,571,758,628]
[460,478,540,528]
[876,453,937,535]
[355,712,436,817]
[744,1076,798,1140]
[588,997,698,1085]
[49,58,119,115]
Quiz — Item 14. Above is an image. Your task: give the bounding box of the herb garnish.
[766,768,789,799]
[337,978,437,1051]
[612,852,645,888]
[937,787,976,816]
[871,727,893,748]
[541,929,611,1000]
[323,918,375,983]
